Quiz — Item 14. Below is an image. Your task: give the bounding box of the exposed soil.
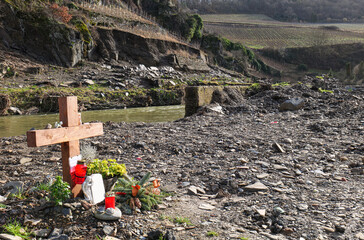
[0,80,363,240]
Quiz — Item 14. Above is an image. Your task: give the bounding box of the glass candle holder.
[105,192,115,209]
[73,160,87,184]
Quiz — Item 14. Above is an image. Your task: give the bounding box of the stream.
[0,105,185,138]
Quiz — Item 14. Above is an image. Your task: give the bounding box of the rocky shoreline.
[1,81,364,240]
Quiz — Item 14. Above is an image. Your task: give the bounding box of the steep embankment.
[0,0,206,68]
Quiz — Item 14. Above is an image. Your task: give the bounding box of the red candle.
[73,161,87,184]
[105,192,115,209]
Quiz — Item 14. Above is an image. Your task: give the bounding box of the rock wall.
[0,1,83,67]
[184,85,249,116]
[93,27,208,69]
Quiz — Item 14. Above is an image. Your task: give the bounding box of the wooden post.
[27,96,103,197]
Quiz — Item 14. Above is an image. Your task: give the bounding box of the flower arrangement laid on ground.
[113,172,162,214]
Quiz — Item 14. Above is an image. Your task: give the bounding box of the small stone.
[323,227,335,233]
[0,195,6,202]
[244,182,268,192]
[24,218,42,226]
[181,182,190,187]
[103,225,116,236]
[257,173,269,179]
[256,209,266,217]
[188,186,206,195]
[33,229,51,238]
[260,232,280,240]
[156,204,167,210]
[0,234,23,240]
[297,204,309,211]
[273,164,288,170]
[173,227,185,231]
[356,232,364,240]
[104,237,121,240]
[198,203,216,210]
[239,157,249,163]
[273,142,285,153]
[94,207,122,220]
[282,227,294,235]
[83,79,95,85]
[339,156,348,161]
[20,158,32,165]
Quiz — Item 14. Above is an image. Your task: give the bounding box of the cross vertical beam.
[59,97,80,187]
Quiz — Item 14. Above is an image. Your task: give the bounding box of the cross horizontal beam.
[27,123,103,147]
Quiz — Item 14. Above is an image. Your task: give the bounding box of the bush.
[49,3,71,23]
[297,64,308,71]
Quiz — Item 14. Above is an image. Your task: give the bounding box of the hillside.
[180,0,364,23]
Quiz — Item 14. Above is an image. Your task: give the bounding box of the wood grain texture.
[26,123,103,147]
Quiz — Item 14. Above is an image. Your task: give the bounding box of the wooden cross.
[27,96,103,196]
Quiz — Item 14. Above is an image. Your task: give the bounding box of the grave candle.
[105,192,115,209]
[73,160,87,184]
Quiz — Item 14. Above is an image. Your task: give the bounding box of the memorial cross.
[26,96,103,196]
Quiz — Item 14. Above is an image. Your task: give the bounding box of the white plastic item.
[82,173,105,205]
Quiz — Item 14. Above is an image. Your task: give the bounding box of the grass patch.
[3,220,31,239]
[35,182,51,191]
[0,203,7,209]
[272,82,290,87]
[318,88,334,94]
[207,231,219,237]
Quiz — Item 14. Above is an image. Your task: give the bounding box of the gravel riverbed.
[1,82,364,240]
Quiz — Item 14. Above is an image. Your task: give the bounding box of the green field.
[202,14,364,49]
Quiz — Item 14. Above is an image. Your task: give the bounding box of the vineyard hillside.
[202,14,364,49]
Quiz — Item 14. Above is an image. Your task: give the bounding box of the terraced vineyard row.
[202,14,364,49]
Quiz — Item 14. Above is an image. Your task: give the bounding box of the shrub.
[49,3,71,23]
[87,159,127,178]
[297,64,308,71]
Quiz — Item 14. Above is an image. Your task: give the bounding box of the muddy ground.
[0,81,364,240]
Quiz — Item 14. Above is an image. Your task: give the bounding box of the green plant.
[49,176,71,205]
[87,159,127,178]
[3,220,31,239]
[36,182,51,191]
[272,82,290,87]
[318,88,334,94]
[207,231,219,237]
[0,203,7,208]
[173,216,192,225]
[9,189,26,200]
[240,237,249,240]
[113,172,162,212]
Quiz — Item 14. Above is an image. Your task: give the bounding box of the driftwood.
[0,94,10,115]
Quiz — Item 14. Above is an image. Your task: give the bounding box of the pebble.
[256,209,266,217]
[95,207,122,220]
[297,204,309,211]
[32,229,51,238]
[356,233,364,240]
[323,227,335,233]
[103,225,116,236]
[257,173,269,179]
[0,234,23,240]
[244,182,269,192]
[188,186,205,195]
[198,203,216,210]
[19,157,32,164]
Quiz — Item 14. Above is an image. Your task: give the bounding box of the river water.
[0,105,185,138]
